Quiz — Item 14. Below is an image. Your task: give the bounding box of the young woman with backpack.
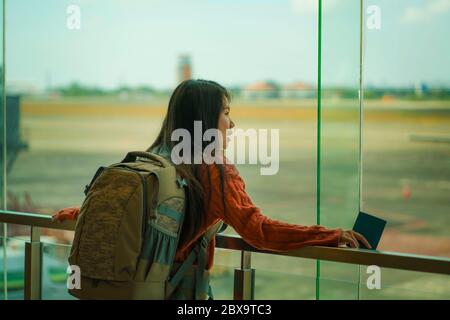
[53,79,370,299]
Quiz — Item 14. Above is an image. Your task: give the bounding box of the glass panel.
[318,0,362,299]
[41,241,74,300]
[318,262,361,300]
[216,0,319,300]
[7,0,319,230]
[359,267,450,300]
[40,227,74,248]
[0,0,6,300]
[357,0,450,300]
[0,236,25,300]
[209,248,240,300]
[7,0,320,299]
[4,223,30,241]
[253,253,316,300]
[362,0,450,258]
[6,0,162,216]
[0,235,4,299]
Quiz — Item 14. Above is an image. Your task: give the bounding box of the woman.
[54,79,370,295]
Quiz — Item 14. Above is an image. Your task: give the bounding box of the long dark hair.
[147,79,229,248]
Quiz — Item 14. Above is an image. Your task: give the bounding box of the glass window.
[318,0,362,299]
[2,0,449,300]
[362,0,450,259]
[4,0,320,300]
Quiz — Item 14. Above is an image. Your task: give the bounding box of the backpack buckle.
[176,177,188,188]
[200,237,209,249]
[84,184,90,196]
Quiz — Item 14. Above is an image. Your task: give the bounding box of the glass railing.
[209,248,240,300]
[1,236,25,300]
[40,240,75,300]
[252,254,317,300]
[358,267,450,300]
[1,210,450,300]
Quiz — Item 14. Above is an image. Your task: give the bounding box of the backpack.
[68,151,223,300]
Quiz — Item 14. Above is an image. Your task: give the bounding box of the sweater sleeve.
[202,164,342,252]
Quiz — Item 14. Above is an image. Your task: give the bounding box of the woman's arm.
[202,164,369,251]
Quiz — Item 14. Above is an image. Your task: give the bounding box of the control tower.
[177,54,192,84]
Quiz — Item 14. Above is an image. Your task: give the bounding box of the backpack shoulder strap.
[202,220,224,245]
[168,220,223,298]
[194,220,223,299]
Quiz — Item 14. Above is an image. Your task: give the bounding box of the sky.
[5,0,450,91]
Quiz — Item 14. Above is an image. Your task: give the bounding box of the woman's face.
[217,97,235,150]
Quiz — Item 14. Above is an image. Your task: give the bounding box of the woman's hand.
[339,230,372,249]
[52,206,80,222]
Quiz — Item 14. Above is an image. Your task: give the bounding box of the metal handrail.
[1,209,450,276]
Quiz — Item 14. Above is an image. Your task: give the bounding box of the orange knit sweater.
[174,163,342,270]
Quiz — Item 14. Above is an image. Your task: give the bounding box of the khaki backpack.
[68,151,223,300]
